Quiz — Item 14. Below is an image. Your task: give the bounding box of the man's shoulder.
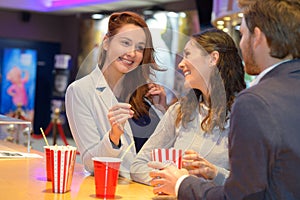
[235,85,265,103]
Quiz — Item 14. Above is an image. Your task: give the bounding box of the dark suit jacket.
[178,59,300,200]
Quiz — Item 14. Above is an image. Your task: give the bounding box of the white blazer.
[65,66,136,179]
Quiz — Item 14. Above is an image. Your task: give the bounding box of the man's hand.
[148,161,188,196]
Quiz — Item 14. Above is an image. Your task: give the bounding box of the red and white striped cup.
[50,145,77,193]
[151,148,183,169]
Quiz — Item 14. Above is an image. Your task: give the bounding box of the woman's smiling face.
[178,39,213,93]
[103,24,146,75]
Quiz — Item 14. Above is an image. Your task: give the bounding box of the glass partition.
[0,114,31,152]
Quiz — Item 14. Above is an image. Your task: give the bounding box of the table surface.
[0,140,176,200]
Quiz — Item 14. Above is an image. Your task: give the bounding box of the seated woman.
[65,11,166,179]
[130,28,246,185]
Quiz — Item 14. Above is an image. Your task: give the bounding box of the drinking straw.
[120,142,134,160]
[40,127,49,146]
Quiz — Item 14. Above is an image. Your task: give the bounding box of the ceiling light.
[167,12,178,18]
[92,14,104,20]
[217,25,224,29]
[179,12,186,18]
[223,16,231,21]
[223,28,229,32]
[235,25,241,30]
[216,20,224,25]
[143,10,154,15]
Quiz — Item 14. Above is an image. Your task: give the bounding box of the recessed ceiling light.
[223,16,231,21]
[223,28,229,32]
[217,20,224,25]
[92,14,104,20]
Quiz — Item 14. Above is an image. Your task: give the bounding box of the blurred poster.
[0,48,37,121]
[51,54,71,126]
[52,68,69,98]
[52,54,71,98]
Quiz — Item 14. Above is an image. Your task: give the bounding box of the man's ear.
[210,51,220,66]
[103,35,109,51]
[253,27,266,48]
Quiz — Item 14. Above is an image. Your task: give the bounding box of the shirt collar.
[249,59,292,87]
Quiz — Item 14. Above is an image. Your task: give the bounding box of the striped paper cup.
[50,145,77,193]
[151,148,183,169]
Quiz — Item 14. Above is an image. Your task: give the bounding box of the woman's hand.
[145,83,167,112]
[107,103,134,145]
[182,150,217,180]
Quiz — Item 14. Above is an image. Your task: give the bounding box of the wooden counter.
[0,141,175,199]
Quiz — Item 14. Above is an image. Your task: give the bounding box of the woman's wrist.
[109,129,121,146]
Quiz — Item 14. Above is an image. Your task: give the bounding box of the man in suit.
[148,0,300,199]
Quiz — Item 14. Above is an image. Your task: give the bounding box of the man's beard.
[243,40,260,76]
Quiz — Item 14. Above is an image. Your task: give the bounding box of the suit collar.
[261,59,300,81]
[251,59,293,87]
